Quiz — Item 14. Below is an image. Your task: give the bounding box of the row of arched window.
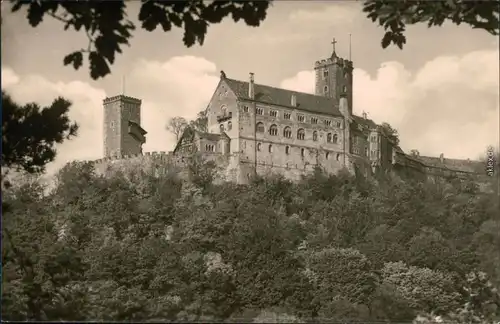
[256,142,341,161]
[256,122,339,143]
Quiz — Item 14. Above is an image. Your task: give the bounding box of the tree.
[379,122,399,146]
[2,91,78,175]
[9,1,272,80]
[189,111,208,133]
[363,0,499,49]
[166,117,188,142]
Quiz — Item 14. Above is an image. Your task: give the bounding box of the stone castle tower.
[103,95,147,158]
[314,38,354,115]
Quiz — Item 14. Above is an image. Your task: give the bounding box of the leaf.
[88,51,111,80]
[94,35,116,64]
[27,2,45,27]
[381,32,392,49]
[63,51,83,70]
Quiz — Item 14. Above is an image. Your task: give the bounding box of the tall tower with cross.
[314,37,354,115]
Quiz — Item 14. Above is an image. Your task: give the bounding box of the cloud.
[280,49,499,159]
[1,55,220,175]
[289,3,361,25]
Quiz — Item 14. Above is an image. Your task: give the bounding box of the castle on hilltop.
[94,39,483,183]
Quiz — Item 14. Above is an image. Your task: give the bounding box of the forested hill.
[2,159,499,322]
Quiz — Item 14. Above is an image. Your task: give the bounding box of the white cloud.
[289,3,361,25]
[280,50,499,159]
[1,55,220,175]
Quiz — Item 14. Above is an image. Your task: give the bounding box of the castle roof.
[224,78,343,117]
[352,115,378,129]
[415,155,480,173]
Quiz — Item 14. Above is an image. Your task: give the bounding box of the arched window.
[332,134,338,143]
[256,122,264,133]
[327,133,332,143]
[220,124,225,132]
[312,131,318,141]
[268,144,273,153]
[300,148,305,157]
[283,127,292,138]
[323,85,329,94]
[227,121,232,131]
[343,85,348,92]
[297,128,305,140]
[269,124,278,136]
[221,105,227,114]
[257,143,261,151]
[336,153,340,161]
[285,146,290,155]
[326,152,330,160]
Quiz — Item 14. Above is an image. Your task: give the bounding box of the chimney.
[249,72,255,99]
[339,94,349,118]
[362,111,367,119]
[439,153,444,163]
[291,94,297,107]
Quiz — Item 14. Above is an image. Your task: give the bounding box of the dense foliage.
[9,1,498,79]
[2,159,499,322]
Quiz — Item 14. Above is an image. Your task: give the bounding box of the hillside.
[2,159,499,322]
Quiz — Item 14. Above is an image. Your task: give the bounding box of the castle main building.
[99,41,482,183]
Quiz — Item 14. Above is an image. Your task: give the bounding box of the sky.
[2,1,499,175]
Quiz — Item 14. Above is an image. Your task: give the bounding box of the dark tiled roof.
[352,115,378,129]
[196,131,223,141]
[415,155,481,173]
[224,78,342,117]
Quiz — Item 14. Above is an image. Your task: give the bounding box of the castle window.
[283,126,292,138]
[300,148,305,157]
[257,143,261,151]
[344,71,348,78]
[256,122,265,133]
[220,124,225,132]
[285,146,290,155]
[221,105,227,114]
[324,120,331,126]
[365,147,368,156]
[332,134,338,144]
[336,153,340,161]
[270,110,278,117]
[297,115,305,122]
[326,152,330,160]
[205,144,215,152]
[311,117,318,124]
[284,113,291,120]
[243,106,249,112]
[313,131,318,141]
[343,85,348,93]
[268,144,273,153]
[227,121,232,131]
[324,85,329,94]
[323,69,328,78]
[371,136,377,143]
[256,108,264,115]
[269,124,278,136]
[327,133,332,143]
[336,121,341,128]
[110,121,115,130]
[297,128,305,140]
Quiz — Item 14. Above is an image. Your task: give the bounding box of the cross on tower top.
[331,38,337,53]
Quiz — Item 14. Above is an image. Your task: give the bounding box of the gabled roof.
[224,78,342,117]
[352,115,378,129]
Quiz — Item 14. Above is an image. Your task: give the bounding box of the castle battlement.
[103,95,142,105]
